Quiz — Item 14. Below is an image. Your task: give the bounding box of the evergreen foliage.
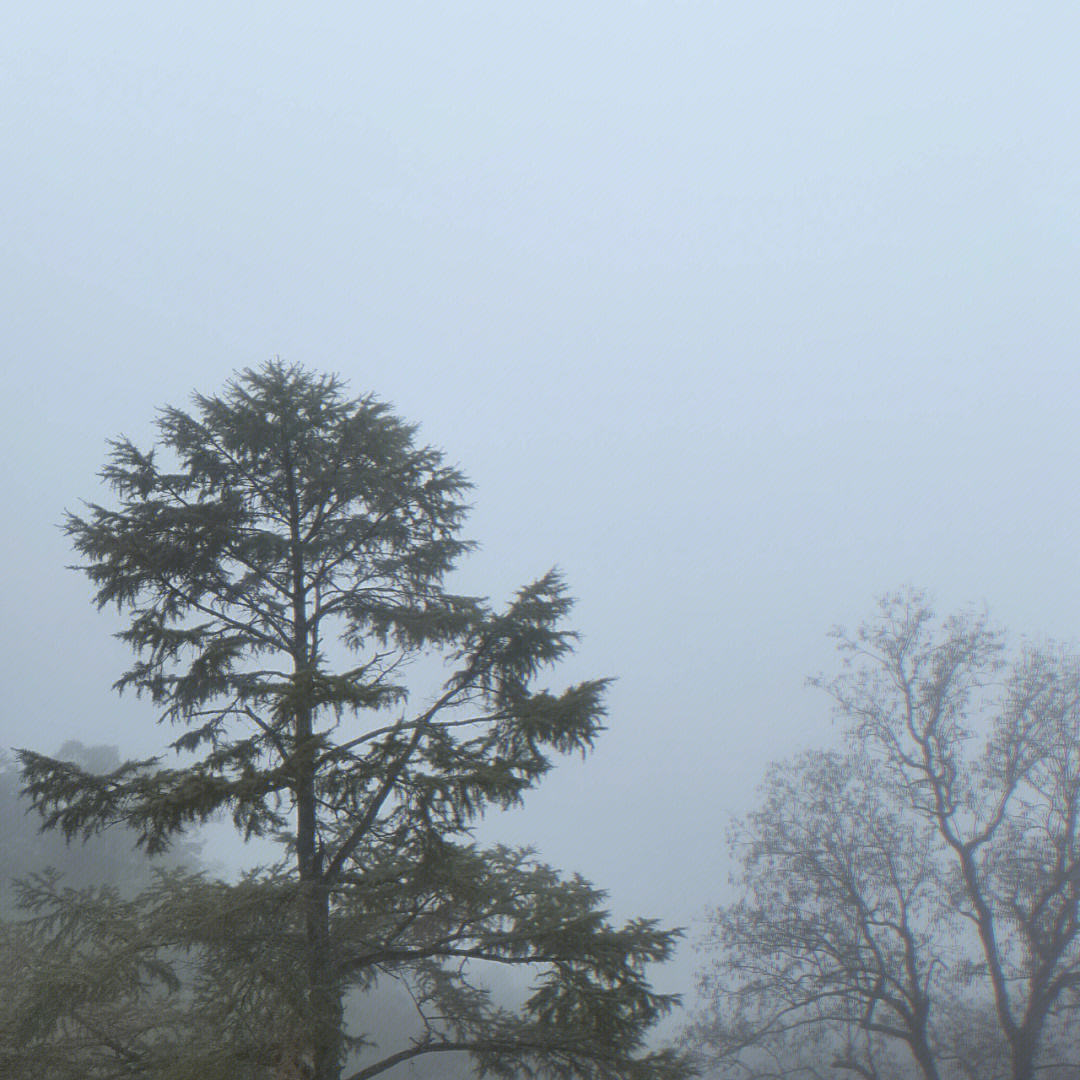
[0,744,201,914]
[16,362,689,1079]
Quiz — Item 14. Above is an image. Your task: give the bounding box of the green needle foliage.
[17,362,690,1080]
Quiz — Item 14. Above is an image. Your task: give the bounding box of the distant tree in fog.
[0,743,209,1078]
[16,362,690,1080]
[0,742,201,911]
[691,590,1080,1080]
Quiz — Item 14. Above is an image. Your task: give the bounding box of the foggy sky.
[3,1,1079,1020]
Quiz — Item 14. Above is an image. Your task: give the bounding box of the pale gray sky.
[3,0,1080,1022]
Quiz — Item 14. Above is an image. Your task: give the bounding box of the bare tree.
[693,590,1080,1080]
[692,749,954,1080]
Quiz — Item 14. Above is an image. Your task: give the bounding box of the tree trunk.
[909,1039,941,1080]
[285,449,343,1080]
[293,664,343,1078]
[295,724,341,1079]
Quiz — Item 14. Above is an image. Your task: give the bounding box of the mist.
[3,2,1078,1073]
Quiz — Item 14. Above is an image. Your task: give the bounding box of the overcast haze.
[3,0,1080,1022]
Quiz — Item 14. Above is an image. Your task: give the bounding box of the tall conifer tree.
[19,362,689,1080]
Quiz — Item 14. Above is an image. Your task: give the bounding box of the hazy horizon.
[4,1,1079,1032]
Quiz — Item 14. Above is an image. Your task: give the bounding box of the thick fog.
[3,0,1079,1050]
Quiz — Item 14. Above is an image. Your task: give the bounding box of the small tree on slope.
[18,361,691,1080]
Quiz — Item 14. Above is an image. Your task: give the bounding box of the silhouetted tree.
[18,362,690,1080]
